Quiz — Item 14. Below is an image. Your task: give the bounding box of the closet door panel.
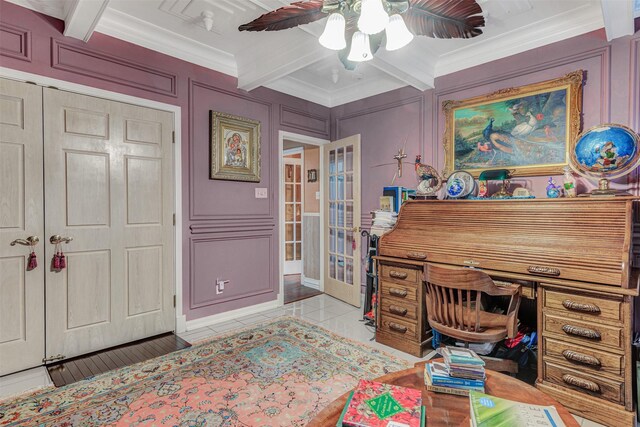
[43,89,174,361]
[0,78,45,375]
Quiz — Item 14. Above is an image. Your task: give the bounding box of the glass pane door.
[324,135,361,307]
[284,155,303,274]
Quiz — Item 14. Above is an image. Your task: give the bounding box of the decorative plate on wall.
[445,171,476,198]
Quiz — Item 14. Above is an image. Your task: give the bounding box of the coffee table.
[308,362,579,426]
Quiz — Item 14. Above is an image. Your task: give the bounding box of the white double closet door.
[0,78,175,376]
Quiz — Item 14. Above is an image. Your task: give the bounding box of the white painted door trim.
[278,131,329,306]
[0,67,186,334]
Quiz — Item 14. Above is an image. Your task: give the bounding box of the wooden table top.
[308,362,579,426]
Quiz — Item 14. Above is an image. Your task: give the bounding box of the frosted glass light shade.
[385,14,414,51]
[347,31,373,62]
[319,13,346,50]
[357,0,389,35]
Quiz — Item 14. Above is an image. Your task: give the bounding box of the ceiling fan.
[238,0,485,70]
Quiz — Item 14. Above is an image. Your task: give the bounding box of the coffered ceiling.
[6,0,639,107]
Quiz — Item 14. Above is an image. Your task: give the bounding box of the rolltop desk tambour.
[374,198,639,427]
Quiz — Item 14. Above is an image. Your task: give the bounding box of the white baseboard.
[301,275,320,290]
[185,299,282,331]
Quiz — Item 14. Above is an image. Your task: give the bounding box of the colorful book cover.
[469,391,566,427]
[341,379,423,427]
[428,362,485,388]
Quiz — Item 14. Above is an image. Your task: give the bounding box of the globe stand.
[587,178,632,197]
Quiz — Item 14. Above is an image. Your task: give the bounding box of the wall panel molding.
[51,40,177,97]
[189,232,275,310]
[628,37,640,196]
[280,105,329,137]
[188,79,275,222]
[335,96,425,142]
[190,219,275,234]
[0,23,31,62]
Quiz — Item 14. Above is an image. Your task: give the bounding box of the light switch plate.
[255,188,268,198]
[315,191,320,200]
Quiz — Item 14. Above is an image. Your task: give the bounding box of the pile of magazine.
[424,346,486,396]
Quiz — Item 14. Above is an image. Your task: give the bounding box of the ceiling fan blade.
[238,0,327,32]
[405,0,485,39]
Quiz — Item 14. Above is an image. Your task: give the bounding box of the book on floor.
[469,391,566,427]
[337,379,425,427]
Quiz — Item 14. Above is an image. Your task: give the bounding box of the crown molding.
[95,8,238,77]
[434,3,604,77]
[265,74,406,108]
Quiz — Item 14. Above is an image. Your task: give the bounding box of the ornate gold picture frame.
[209,111,261,182]
[442,70,584,178]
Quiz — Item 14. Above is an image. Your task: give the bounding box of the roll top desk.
[375,198,638,426]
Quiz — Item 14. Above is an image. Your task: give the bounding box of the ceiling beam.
[236,30,334,91]
[371,44,436,91]
[64,0,110,43]
[600,0,635,41]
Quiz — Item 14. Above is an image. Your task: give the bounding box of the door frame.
[0,67,186,333]
[278,131,329,305]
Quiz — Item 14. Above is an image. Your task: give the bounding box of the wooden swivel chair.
[424,264,522,373]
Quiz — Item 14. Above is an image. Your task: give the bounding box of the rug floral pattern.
[0,317,409,426]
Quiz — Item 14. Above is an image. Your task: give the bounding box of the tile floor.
[0,293,614,426]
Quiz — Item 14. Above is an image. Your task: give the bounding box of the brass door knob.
[10,236,39,246]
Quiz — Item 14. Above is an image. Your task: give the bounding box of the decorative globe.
[570,123,640,196]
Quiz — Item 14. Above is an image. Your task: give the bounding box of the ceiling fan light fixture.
[357,0,389,35]
[319,13,346,50]
[347,31,373,62]
[385,14,413,51]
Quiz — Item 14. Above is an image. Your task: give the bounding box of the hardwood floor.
[284,274,322,304]
[46,333,191,387]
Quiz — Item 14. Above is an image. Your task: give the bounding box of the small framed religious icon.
[307,169,318,182]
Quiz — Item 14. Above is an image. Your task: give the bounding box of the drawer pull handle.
[562,324,601,340]
[389,288,408,298]
[527,265,560,276]
[562,374,601,393]
[406,252,427,260]
[562,300,601,314]
[389,305,408,316]
[389,271,408,279]
[389,322,408,334]
[562,350,601,367]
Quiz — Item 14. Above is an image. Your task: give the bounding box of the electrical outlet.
[315,191,320,200]
[216,278,229,295]
[255,188,268,198]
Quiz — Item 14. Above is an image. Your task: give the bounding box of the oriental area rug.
[0,317,409,426]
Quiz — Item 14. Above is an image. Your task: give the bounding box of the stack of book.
[424,347,486,396]
[469,390,566,427]
[337,379,425,427]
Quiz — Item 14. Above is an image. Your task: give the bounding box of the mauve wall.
[0,1,330,321]
[332,26,640,231]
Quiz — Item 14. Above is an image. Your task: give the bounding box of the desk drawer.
[544,360,624,405]
[380,298,417,321]
[379,316,417,340]
[380,264,420,285]
[543,312,623,349]
[380,280,418,302]
[543,336,623,377]
[543,288,623,323]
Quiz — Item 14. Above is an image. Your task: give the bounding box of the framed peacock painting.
[442,71,584,178]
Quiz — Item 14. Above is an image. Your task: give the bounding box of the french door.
[283,155,303,275]
[0,78,176,374]
[323,135,361,307]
